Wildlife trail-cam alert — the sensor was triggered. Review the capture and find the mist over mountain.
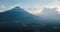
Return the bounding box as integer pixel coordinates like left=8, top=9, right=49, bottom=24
left=38, top=7, right=60, bottom=20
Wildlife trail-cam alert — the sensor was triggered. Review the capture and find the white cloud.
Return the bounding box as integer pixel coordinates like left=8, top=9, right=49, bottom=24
left=38, top=7, right=60, bottom=20
left=26, top=8, right=43, bottom=15
left=26, top=5, right=60, bottom=15
left=0, top=5, right=6, bottom=12
left=44, top=5, right=60, bottom=14
left=0, top=0, right=60, bottom=14
left=0, top=3, right=21, bottom=13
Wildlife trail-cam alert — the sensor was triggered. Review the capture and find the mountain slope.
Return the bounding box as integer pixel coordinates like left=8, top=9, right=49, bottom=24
left=0, top=7, right=42, bottom=23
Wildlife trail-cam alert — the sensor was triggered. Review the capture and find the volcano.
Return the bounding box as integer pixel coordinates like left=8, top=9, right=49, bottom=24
left=0, top=7, right=43, bottom=32
left=0, top=7, right=42, bottom=23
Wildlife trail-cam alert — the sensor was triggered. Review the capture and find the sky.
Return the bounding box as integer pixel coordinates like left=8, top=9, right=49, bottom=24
left=0, top=0, right=60, bottom=8
left=0, top=0, right=60, bottom=14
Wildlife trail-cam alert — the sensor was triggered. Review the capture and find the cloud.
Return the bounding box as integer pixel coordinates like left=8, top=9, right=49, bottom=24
left=0, top=3, right=21, bottom=13
left=37, top=7, right=60, bottom=20
left=0, top=0, right=60, bottom=14
left=26, top=8, right=43, bottom=15
left=44, top=5, right=60, bottom=14
left=24, top=0, right=60, bottom=15
left=26, top=5, right=60, bottom=15
left=0, top=5, right=6, bottom=12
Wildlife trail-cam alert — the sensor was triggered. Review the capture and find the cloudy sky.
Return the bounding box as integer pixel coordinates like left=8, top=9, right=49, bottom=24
left=0, top=0, right=60, bottom=8
left=0, top=0, right=60, bottom=14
